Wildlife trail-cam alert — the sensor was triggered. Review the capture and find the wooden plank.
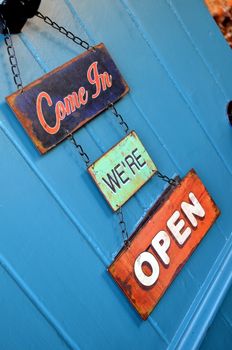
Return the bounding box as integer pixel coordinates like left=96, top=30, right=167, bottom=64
left=6, top=43, right=129, bottom=154
left=88, top=131, right=157, bottom=211
left=108, top=170, right=220, bottom=320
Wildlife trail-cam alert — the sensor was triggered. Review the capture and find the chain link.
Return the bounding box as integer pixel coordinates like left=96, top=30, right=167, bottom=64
left=0, top=12, right=23, bottom=92
left=36, top=11, right=91, bottom=51
left=66, top=130, right=90, bottom=167
left=157, top=171, right=178, bottom=187
left=109, top=103, right=129, bottom=134
left=117, top=207, right=130, bottom=246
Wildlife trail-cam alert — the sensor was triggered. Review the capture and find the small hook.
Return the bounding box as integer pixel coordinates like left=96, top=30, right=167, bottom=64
left=0, top=0, right=41, bottom=34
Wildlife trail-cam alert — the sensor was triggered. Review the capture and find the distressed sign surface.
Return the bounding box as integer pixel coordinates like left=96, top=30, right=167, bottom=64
left=108, top=170, right=220, bottom=319
left=6, top=43, right=129, bottom=154
left=88, top=131, right=157, bottom=211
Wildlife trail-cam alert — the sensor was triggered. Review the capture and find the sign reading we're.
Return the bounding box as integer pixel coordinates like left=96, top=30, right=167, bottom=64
left=88, top=131, right=157, bottom=211
left=6, top=43, right=129, bottom=154
left=109, top=170, right=220, bottom=320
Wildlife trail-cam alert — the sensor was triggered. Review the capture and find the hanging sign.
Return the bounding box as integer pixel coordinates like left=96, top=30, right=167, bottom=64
left=88, top=131, right=157, bottom=211
left=6, top=43, right=129, bottom=154
left=108, top=170, right=220, bottom=320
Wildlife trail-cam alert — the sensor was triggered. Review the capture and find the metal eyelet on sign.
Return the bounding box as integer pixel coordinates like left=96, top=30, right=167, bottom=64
left=88, top=46, right=97, bottom=53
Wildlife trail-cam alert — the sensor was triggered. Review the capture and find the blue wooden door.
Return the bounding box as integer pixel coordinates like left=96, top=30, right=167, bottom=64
left=200, top=283, right=232, bottom=349
left=0, top=1, right=232, bottom=349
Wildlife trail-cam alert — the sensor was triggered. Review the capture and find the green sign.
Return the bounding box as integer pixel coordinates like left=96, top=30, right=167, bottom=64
left=88, top=131, right=157, bottom=211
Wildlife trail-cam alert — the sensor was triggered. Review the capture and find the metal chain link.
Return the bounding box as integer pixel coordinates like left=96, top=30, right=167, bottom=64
left=66, top=131, right=90, bottom=167
left=36, top=11, right=91, bottom=51
left=0, top=13, right=23, bottom=92
left=157, top=171, right=178, bottom=187
left=0, top=9, right=93, bottom=91
left=109, top=103, right=129, bottom=134
left=117, top=207, right=130, bottom=246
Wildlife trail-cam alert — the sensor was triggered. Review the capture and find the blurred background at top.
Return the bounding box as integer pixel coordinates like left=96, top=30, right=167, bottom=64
left=205, top=0, right=232, bottom=47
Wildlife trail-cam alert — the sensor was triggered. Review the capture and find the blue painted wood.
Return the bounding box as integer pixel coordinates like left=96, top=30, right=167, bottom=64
left=221, top=286, right=232, bottom=328
left=200, top=283, right=232, bottom=350
left=0, top=0, right=232, bottom=349
left=0, top=262, right=70, bottom=350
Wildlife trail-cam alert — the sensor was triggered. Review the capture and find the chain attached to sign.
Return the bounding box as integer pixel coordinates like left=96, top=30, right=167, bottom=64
left=1, top=3, right=130, bottom=156
left=65, top=131, right=91, bottom=167
left=109, top=103, right=129, bottom=134
left=157, top=171, right=179, bottom=187
left=36, top=11, right=92, bottom=51
left=117, top=207, right=129, bottom=246
left=0, top=12, right=24, bottom=92
left=1, top=4, right=177, bottom=190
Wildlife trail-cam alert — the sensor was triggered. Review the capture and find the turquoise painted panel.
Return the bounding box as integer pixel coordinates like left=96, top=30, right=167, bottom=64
left=0, top=264, right=69, bottom=350
left=200, top=314, right=232, bottom=350
left=0, top=0, right=232, bottom=349
left=200, top=283, right=232, bottom=350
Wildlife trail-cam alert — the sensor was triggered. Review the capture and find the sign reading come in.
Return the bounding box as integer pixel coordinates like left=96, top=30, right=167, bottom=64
left=7, top=43, right=129, bottom=153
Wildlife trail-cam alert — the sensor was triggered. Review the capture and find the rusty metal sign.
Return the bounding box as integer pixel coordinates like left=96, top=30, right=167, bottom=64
left=6, top=43, right=129, bottom=154
left=108, top=169, right=220, bottom=320
left=88, top=131, right=157, bottom=211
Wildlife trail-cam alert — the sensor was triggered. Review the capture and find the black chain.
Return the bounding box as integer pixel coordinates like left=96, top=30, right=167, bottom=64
left=109, top=103, right=129, bottom=134
left=117, top=207, right=130, bottom=246
left=36, top=11, right=91, bottom=51
left=1, top=10, right=92, bottom=91
left=66, top=131, right=90, bottom=167
left=0, top=13, right=23, bottom=92
left=157, top=171, right=178, bottom=187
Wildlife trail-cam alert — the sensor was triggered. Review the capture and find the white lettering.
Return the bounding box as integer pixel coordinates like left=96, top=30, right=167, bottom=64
left=181, top=192, right=205, bottom=227
left=152, top=231, right=170, bottom=266
left=133, top=190, right=207, bottom=288
left=134, top=252, right=160, bottom=287
left=167, top=210, right=191, bottom=245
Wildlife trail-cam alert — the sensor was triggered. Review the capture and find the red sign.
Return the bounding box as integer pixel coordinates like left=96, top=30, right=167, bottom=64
left=108, top=170, right=220, bottom=320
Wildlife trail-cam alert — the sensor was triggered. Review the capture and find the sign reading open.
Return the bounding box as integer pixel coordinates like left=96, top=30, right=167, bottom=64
left=109, top=170, right=220, bottom=320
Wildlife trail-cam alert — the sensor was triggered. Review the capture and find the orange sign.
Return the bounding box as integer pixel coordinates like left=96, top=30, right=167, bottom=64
left=108, top=170, right=220, bottom=320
